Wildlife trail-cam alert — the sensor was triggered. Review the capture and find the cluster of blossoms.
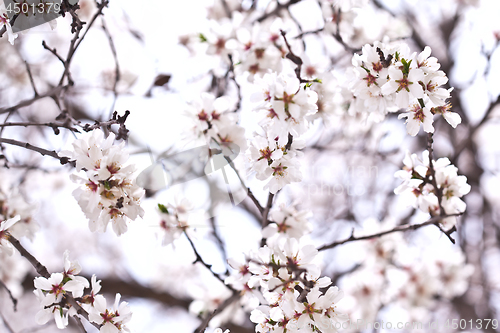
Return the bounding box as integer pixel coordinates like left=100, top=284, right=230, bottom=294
left=251, top=69, right=319, bottom=141
left=33, top=251, right=132, bottom=332
left=182, top=4, right=473, bottom=330
left=197, top=11, right=293, bottom=82
left=226, top=239, right=345, bottom=332
left=0, top=187, right=38, bottom=241
left=222, top=202, right=345, bottom=333
left=156, top=201, right=192, bottom=246
left=247, top=65, right=318, bottom=194
left=59, top=130, right=145, bottom=236
left=261, top=203, right=313, bottom=244
left=0, top=181, right=37, bottom=252
left=156, top=93, right=249, bottom=246
left=247, top=131, right=303, bottom=194
left=0, top=189, right=37, bottom=295
left=186, top=92, right=247, bottom=152
left=340, top=222, right=474, bottom=324
left=394, top=150, right=471, bottom=228
left=231, top=17, right=294, bottom=81
left=348, top=42, right=460, bottom=135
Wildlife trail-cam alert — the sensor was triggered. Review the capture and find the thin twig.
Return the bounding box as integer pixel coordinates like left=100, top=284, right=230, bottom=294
left=247, top=188, right=264, bottom=214
left=193, top=292, right=240, bottom=333
left=331, top=7, right=356, bottom=52
left=223, top=157, right=264, bottom=213
left=0, top=310, right=16, bottom=333
left=101, top=17, right=121, bottom=119
left=0, top=85, right=67, bottom=115
left=0, top=121, right=79, bottom=132
left=280, top=30, right=307, bottom=83
left=209, top=216, right=229, bottom=274
left=71, top=310, right=89, bottom=333
left=183, top=231, right=234, bottom=292
left=427, top=133, right=446, bottom=217
left=220, top=0, right=232, bottom=18
left=255, top=0, right=301, bottom=23
left=7, top=234, right=50, bottom=278
left=294, top=27, right=324, bottom=39
left=0, top=279, right=17, bottom=311
left=227, top=54, right=242, bottom=113
left=81, top=110, right=130, bottom=140
left=260, top=192, right=275, bottom=246
left=0, top=138, right=75, bottom=166
left=261, top=193, right=274, bottom=228
left=58, top=1, right=109, bottom=87
left=24, top=61, right=39, bottom=97
left=318, top=213, right=462, bottom=251
left=41, top=40, right=66, bottom=65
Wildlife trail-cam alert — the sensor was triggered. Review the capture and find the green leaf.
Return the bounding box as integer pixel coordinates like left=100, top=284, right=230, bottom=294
left=103, top=181, right=111, bottom=190
left=158, top=203, right=169, bottom=214
left=199, top=33, right=208, bottom=43
left=361, top=65, right=370, bottom=73
left=62, top=276, right=72, bottom=284
left=401, top=58, right=412, bottom=75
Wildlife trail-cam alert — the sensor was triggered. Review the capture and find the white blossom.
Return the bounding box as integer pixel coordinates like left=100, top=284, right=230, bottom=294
left=394, top=150, right=470, bottom=228
left=0, top=215, right=21, bottom=255
left=398, top=101, right=434, bottom=136
left=262, top=203, right=312, bottom=244
left=89, top=294, right=132, bottom=333
left=59, top=130, right=145, bottom=236
left=0, top=7, right=18, bottom=45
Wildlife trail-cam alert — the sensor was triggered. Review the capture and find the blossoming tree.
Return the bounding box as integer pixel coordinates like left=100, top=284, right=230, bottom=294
left=0, top=0, right=499, bottom=332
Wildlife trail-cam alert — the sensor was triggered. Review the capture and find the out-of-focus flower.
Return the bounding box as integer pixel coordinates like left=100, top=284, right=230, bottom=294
left=394, top=150, right=470, bottom=228
left=0, top=215, right=21, bottom=255
left=262, top=203, right=312, bottom=244
left=0, top=7, right=18, bottom=45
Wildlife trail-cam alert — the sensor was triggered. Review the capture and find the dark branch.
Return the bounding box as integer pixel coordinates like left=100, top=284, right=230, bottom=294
left=0, top=138, right=75, bottom=166
left=318, top=214, right=462, bottom=251
left=184, top=231, right=234, bottom=292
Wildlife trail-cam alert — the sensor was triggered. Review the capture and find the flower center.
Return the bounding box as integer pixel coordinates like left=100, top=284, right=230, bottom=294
left=255, top=48, right=265, bottom=59
left=396, top=75, right=412, bottom=92
left=363, top=73, right=377, bottom=87
left=249, top=63, right=259, bottom=74
left=197, top=110, right=208, bottom=121
left=258, top=147, right=273, bottom=161
left=51, top=283, right=65, bottom=297
left=372, top=62, right=383, bottom=72
left=272, top=164, right=287, bottom=177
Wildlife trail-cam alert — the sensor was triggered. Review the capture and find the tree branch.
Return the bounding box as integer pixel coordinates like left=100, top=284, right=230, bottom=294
left=0, top=138, right=74, bottom=166
left=7, top=234, right=99, bottom=329
left=193, top=292, right=240, bottom=333
left=184, top=231, right=234, bottom=292
left=318, top=214, right=462, bottom=251
left=0, top=85, right=67, bottom=115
